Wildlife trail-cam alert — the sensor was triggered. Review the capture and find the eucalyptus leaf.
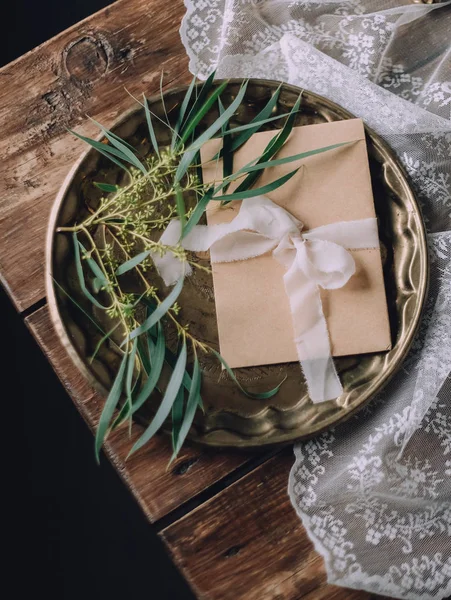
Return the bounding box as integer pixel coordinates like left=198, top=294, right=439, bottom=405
left=131, top=322, right=165, bottom=414
left=94, top=182, right=120, bottom=193
left=78, top=241, right=108, bottom=287
left=171, top=353, right=202, bottom=459
left=88, top=117, right=148, bottom=174
left=212, top=350, right=285, bottom=399
left=175, top=81, right=248, bottom=183
left=88, top=119, right=138, bottom=153
left=127, top=276, right=184, bottom=342
left=233, top=94, right=302, bottom=194
left=128, top=340, right=187, bottom=456
left=139, top=301, right=203, bottom=409
left=70, top=130, right=131, bottom=174
left=226, top=84, right=282, bottom=154
left=143, top=95, right=160, bottom=158
left=218, top=97, right=233, bottom=193
left=89, top=323, right=120, bottom=364
left=92, top=277, right=103, bottom=294
left=214, top=110, right=299, bottom=138
left=52, top=278, right=106, bottom=335
left=95, top=350, right=128, bottom=463
left=172, top=75, right=197, bottom=150
left=213, top=168, right=299, bottom=201
left=231, top=141, right=349, bottom=177
left=125, top=338, right=139, bottom=405
left=182, top=187, right=214, bottom=238
left=175, top=184, right=186, bottom=231
left=101, top=130, right=148, bottom=175
left=180, top=70, right=216, bottom=140
left=137, top=338, right=151, bottom=376
left=171, top=386, right=185, bottom=453
left=73, top=233, right=108, bottom=309
left=179, top=81, right=228, bottom=147
left=115, top=250, right=151, bottom=276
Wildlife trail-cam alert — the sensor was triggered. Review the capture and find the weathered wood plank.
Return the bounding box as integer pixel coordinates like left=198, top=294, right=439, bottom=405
left=25, top=305, right=254, bottom=521
left=161, top=453, right=391, bottom=600
left=0, top=0, right=189, bottom=311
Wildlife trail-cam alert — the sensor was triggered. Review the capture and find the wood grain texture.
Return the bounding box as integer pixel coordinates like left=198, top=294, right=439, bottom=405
left=162, top=453, right=392, bottom=600
left=25, top=305, right=254, bottom=522
left=0, top=0, right=189, bottom=311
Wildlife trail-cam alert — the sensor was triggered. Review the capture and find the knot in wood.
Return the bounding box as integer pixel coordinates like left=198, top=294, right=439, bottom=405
left=63, top=35, right=111, bottom=82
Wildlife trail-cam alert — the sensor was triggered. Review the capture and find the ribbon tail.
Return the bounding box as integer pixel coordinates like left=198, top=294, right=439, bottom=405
left=283, top=261, right=343, bottom=403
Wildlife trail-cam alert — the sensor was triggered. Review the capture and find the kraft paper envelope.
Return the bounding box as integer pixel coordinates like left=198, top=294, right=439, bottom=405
left=201, top=118, right=391, bottom=369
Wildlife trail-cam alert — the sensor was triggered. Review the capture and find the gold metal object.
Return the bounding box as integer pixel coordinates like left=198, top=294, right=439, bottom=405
left=46, top=80, right=429, bottom=448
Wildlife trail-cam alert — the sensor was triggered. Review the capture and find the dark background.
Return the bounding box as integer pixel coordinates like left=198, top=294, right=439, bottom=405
left=3, top=1, right=194, bottom=598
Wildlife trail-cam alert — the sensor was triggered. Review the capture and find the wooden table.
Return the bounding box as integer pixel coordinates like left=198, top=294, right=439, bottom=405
left=0, top=1, right=390, bottom=598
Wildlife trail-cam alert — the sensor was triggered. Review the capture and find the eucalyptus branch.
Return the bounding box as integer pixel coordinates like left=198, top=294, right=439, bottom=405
left=58, top=75, right=338, bottom=463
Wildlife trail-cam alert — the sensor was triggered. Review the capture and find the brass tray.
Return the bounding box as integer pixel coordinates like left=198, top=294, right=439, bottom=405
left=46, top=80, right=428, bottom=448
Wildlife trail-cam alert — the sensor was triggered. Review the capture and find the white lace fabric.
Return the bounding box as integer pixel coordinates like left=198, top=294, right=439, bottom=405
left=180, top=2, right=451, bottom=598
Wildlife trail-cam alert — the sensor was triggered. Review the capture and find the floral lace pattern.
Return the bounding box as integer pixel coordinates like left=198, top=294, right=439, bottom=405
left=181, top=1, right=451, bottom=598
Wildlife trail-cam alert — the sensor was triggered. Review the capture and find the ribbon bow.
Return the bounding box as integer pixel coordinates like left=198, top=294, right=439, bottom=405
left=152, top=196, right=379, bottom=402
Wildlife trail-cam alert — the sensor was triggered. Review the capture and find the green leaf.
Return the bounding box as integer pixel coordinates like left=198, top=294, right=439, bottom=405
left=70, top=130, right=131, bottom=173
left=88, top=121, right=138, bottom=154
left=131, top=322, right=165, bottom=414
left=89, top=323, right=120, bottom=364
left=159, top=71, right=171, bottom=128
left=188, top=81, right=249, bottom=154
left=227, top=84, right=282, bottom=154
left=111, top=401, right=131, bottom=432
left=171, top=386, right=185, bottom=453
left=128, top=339, right=187, bottom=455
left=125, top=338, right=138, bottom=405
left=95, top=349, right=128, bottom=462
left=175, top=81, right=249, bottom=184
left=218, top=97, right=233, bottom=193
left=89, top=120, right=148, bottom=175
left=73, top=233, right=108, bottom=309
left=104, top=135, right=147, bottom=174
left=143, top=95, right=160, bottom=158
left=140, top=305, right=204, bottom=412
left=179, top=81, right=228, bottom=147
left=212, top=350, right=285, bottom=399
left=213, top=110, right=298, bottom=139
left=182, top=187, right=214, bottom=238
left=172, top=75, right=197, bottom=150
left=115, top=250, right=151, bottom=276
left=180, top=70, right=216, bottom=141
left=172, top=353, right=202, bottom=459
left=94, top=182, right=120, bottom=193
left=88, top=118, right=146, bottom=169
left=233, top=94, right=302, bottom=194
left=211, top=141, right=349, bottom=199
left=137, top=338, right=151, bottom=376
left=110, top=338, right=138, bottom=431
left=52, top=278, right=106, bottom=335
left=175, top=184, right=186, bottom=231
left=127, top=277, right=184, bottom=342
left=101, top=130, right=138, bottom=154
left=92, top=276, right=103, bottom=294
left=231, top=142, right=349, bottom=177
left=213, top=168, right=299, bottom=202
left=77, top=241, right=108, bottom=287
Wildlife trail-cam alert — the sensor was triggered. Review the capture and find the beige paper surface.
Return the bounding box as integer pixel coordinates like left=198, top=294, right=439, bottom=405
left=201, top=118, right=391, bottom=369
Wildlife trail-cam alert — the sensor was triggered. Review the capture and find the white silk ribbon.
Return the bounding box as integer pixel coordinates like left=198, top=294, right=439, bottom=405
left=151, top=196, right=379, bottom=403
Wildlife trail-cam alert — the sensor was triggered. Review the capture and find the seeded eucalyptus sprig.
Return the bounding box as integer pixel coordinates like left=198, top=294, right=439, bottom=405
left=57, top=74, right=345, bottom=462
